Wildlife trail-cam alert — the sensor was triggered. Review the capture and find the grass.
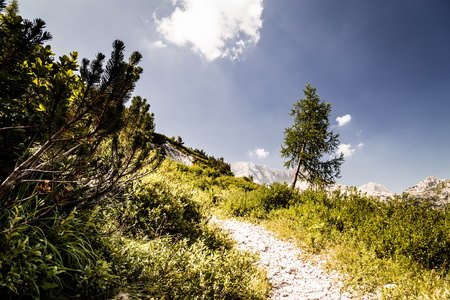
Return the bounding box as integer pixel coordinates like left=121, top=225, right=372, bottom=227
left=103, top=235, right=270, bottom=299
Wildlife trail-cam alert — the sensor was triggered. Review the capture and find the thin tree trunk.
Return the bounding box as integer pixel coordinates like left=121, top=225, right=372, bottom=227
left=291, top=143, right=305, bottom=189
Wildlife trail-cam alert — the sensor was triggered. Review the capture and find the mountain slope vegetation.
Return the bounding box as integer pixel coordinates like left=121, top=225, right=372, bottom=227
left=2, top=2, right=450, bottom=299
left=0, top=3, right=269, bottom=298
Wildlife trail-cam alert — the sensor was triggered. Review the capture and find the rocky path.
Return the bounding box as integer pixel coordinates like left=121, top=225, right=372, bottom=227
left=211, top=216, right=376, bottom=300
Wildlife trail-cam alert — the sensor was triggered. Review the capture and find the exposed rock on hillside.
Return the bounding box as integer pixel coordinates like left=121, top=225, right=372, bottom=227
left=405, top=176, right=444, bottom=194
left=404, top=177, right=450, bottom=206
left=159, top=142, right=194, bottom=166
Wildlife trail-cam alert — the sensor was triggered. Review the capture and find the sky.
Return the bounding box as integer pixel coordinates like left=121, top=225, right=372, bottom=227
left=15, top=0, right=450, bottom=193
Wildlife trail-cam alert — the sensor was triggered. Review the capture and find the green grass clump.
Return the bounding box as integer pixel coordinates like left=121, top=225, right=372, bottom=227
left=113, top=174, right=204, bottom=239
left=0, top=201, right=119, bottom=299
left=105, top=236, right=269, bottom=299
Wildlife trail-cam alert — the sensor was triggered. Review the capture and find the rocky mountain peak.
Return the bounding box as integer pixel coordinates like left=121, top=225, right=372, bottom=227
left=405, top=177, right=444, bottom=193
left=230, top=162, right=295, bottom=185
left=358, top=182, right=393, bottom=194
left=357, top=182, right=395, bottom=199
left=404, top=177, right=450, bottom=206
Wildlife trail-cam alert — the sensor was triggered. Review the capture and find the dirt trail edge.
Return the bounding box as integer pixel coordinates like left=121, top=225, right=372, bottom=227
left=210, top=216, right=378, bottom=300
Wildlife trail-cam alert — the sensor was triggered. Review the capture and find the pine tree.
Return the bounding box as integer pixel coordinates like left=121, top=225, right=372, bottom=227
left=281, top=83, right=344, bottom=189
left=0, top=3, right=159, bottom=215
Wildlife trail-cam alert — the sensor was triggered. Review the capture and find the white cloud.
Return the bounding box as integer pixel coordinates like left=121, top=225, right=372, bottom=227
left=337, top=143, right=356, bottom=157
left=151, top=40, right=168, bottom=48
left=357, top=142, right=364, bottom=149
left=336, top=114, right=352, bottom=127
left=248, top=148, right=269, bottom=159
left=153, top=0, right=264, bottom=61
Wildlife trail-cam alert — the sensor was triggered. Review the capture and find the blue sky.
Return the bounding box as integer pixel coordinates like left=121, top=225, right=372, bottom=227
left=17, top=0, right=450, bottom=193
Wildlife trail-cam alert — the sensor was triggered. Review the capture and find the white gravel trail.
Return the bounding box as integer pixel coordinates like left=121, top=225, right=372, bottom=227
left=211, top=216, right=376, bottom=300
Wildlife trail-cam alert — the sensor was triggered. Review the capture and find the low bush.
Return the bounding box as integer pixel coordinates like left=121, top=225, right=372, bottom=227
left=221, top=182, right=300, bottom=218
left=105, top=236, right=270, bottom=299
left=266, top=190, right=450, bottom=270
left=0, top=200, right=118, bottom=299
left=114, top=174, right=204, bottom=239
left=0, top=161, right=270, bottom=299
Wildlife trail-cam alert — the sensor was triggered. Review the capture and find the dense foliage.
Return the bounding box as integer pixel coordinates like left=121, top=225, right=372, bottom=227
left=0, top=2, right=269, bottom=299
left=0, top=0, right=158, bottom=212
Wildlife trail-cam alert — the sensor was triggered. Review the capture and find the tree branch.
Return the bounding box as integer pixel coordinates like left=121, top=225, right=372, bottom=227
left=0, top=124, right=43, bottom=131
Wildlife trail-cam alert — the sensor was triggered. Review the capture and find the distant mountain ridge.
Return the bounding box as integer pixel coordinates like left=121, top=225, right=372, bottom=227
left=230, top=162, right=394, bottom=193
left=358, top=182, right=395, bottom=197
left=230, top=162, right=450, bottom=204
left=230, top=162, right=296, bottom=185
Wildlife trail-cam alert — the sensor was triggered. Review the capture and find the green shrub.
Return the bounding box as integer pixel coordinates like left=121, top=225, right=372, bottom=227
left=114, top=175, right=204, bottom=239
left=221, top=187, right=265, bottom=218
left=222, top=183, right=300, bottom=218
left=106, top=236, right=270, bottom=299
left=266, top=189, right=450, bottom=270
left=0, top=200, right=118, bottom=299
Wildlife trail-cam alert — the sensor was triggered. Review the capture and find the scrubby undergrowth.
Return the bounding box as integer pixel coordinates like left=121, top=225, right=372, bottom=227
left=0, top=159, right=271, bottom=299
left=0, top=2, right=269, bottom=298
left=219, top=183, right=450, bottom=299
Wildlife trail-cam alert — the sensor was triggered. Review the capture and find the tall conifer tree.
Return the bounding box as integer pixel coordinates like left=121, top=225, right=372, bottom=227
left=281, top=83, right=344, bottom=188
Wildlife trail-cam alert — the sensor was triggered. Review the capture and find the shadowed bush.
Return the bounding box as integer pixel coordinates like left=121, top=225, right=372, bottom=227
left=0, top=196, right=119, bottom=299
left=115, top=175, right=204, bottom=239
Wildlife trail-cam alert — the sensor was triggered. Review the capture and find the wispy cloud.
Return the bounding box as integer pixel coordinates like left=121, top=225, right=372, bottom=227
left=338, top=142, right=363, bottom=157
left=248, top=147, right=269, bottom=159
left=153, top=0, right=264, bottom=61
left=336, top=114, right=352, bottom=127
left=151, top=40, right=168, bottom=48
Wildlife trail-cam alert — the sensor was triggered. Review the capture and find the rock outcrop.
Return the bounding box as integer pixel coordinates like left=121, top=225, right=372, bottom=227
left=159, top=142, right=194, bottom=166
left=358, top=182, right=395, bottom=199
left=230, top=162, right=296, bottom=185
left=404, top=177, right=450, bottom=206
